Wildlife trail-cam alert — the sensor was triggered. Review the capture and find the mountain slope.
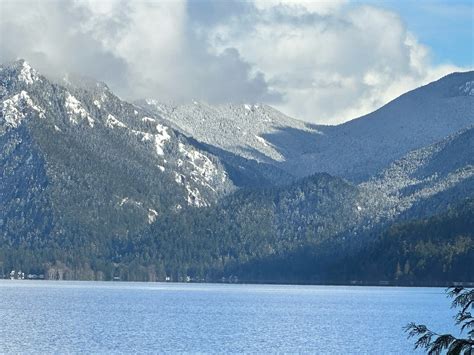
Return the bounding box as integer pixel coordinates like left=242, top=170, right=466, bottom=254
left=360, top=125, right=474, bottom=222
left=296, top=71, right=474, bottom=181
left=138, top=100, right=320, bottom=165
left=0, top=60, right=235, bottom=244
left=137, top=100, right=309, bottom=186
left=232, top=197, right=474, bottom=284
left=1, top=60, right=472, bottom=283
left=1, top=172, right=368, bottom=280
left=348, top=197, right=474, bottom=284
left=140, top=72, right=474, bottom=182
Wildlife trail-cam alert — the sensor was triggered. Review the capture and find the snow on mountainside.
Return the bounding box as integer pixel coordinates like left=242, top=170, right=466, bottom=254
left=137, top=99, right=322, bottom=164
left=296, top=71, right=474, bottom=181
left=0, top=60, right=235, bottom=238
left=360, top=125, right=474, bottom=223
left=1, top=60, right=473, bottom=283
left=140, top=71, right=474, bottom=182
left=1, top=60, right=472, bottom=238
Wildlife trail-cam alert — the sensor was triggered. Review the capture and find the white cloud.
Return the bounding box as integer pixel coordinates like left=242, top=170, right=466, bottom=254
left=0, top=0, right=276, bottom=104
left=72, top=0, right=188, bottom=98
left=0, top=0, right=468, bottom=124
left=207, top=2, right=466, bottom=124
left=253, top=0, right=347, bottom=15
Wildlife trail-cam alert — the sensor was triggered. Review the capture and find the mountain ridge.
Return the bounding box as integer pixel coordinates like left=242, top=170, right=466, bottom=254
left=139, top=70, right=474, bottom=182
left=1, top=60, right=237, bottom=242
left=1, top=59, right=472, bottom=283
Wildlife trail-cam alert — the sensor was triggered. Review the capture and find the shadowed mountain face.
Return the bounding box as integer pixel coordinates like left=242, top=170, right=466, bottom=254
left=140, top=71, right=474, bottom=182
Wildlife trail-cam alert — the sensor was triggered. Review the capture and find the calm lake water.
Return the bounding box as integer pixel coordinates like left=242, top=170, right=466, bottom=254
left=0, top=281, right=457, bottom=353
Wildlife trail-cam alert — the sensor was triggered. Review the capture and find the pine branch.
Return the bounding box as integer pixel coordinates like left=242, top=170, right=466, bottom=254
left=405, top=288, right=474, bottom=354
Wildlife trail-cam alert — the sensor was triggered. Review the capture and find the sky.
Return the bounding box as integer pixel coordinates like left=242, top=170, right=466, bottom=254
left=0, top=0, right=472, bottom=124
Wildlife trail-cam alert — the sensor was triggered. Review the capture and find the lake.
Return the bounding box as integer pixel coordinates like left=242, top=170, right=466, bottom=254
left=0, top=281, right=457, bottom=353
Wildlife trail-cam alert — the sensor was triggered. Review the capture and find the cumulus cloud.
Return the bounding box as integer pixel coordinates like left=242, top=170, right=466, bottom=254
left=0, top=0, right=277, bottom=103
left=253, top=0, right=348, bottom=15
left=0, top=0, right=468, bottom=124
left=207, top=2, right=466, bottom=124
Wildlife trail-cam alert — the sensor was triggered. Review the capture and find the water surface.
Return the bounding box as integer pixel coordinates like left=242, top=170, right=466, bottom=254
left=0, top=281, right=457, bottom=353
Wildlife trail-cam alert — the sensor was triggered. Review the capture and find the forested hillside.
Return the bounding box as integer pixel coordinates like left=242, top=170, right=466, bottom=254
left=1, top=60, right=473, bottom=284
left=2, top=178, right=472, bottom=285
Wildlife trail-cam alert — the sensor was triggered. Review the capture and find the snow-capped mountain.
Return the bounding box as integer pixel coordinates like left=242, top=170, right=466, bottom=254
left=295, top=71, right=474, bottom=181
left=137, top=100, right=309, bottom=187
left=1, top=60, right=235, bottom=240
left=138, top=99, right=320, bottom=164
left=1, top=59, right=472, bottom=283
left=140, top=71, right=474, bottom=182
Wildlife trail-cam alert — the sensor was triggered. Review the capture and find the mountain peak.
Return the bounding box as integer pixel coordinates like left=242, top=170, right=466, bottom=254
left=138, top=97, right=317, bottom=165
left=1, top=59, right=40, bottom=86
left=61, top=72, right=111, bottom=95
left=18, top=60, right=39, bottom=85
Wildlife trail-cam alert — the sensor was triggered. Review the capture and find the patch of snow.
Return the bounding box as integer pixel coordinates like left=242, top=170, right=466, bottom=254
left=2, top=91, right=45, bottom=128
left=2, top=98, right=24, bottom=128
left=255, top=135, right=269, bottom=147
left=65, top=92, right=94, bottom=127
left=142, top=116, right=156, bottom=123
left=178, top=143, right=220, bottom=183
left=154, top=124, right=171, bottom=156
left=147, top=209, right=158, bottom=224
left=175, top=142, right=231, bottom=205
left=118, top=197, right=143, bottom=208
left=186, top=186, right=207, bottom=207
left=93, top=100, right=101, bottom=108
left=132, top=130, right=153, bottom=141
left=18, top=61, right=38, bottom=85
left=157, top=165, right=165, bottom=172
left=174, top=172, right=184, bottom=184
left=131, top=124, right=170, bottom=156
left=174, top=171, right=208, bottom=207
left=105, top=114, right=127, bottom=128
left=54, top=125, right=62, bottom=132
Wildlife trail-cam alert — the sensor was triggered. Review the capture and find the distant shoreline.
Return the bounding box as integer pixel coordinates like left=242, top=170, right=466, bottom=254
left=2, top=278, right=473, bottom=288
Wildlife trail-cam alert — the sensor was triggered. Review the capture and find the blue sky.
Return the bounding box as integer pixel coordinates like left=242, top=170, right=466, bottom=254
left=1, top=0, right=472, bottom=124
left=364, top=0, right=473, bottom=67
